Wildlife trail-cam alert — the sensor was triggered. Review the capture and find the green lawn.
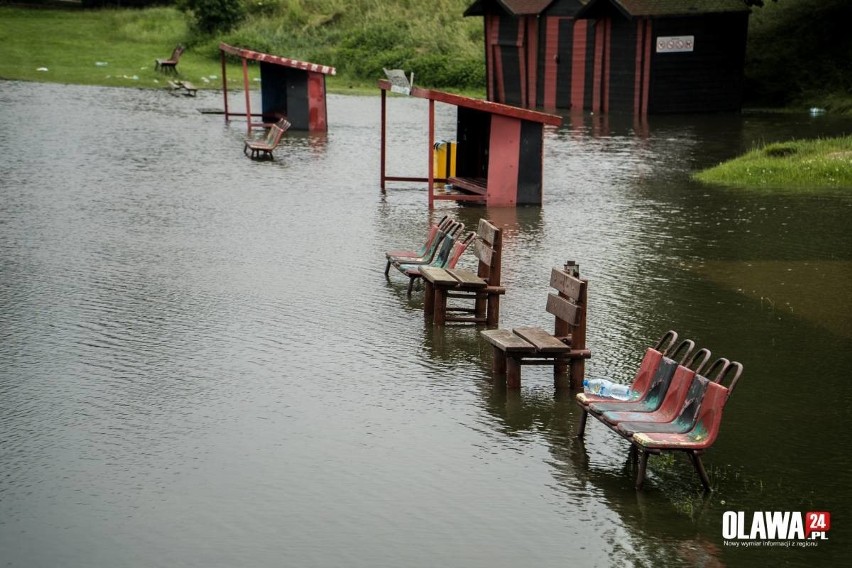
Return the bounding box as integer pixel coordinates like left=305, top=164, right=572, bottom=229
left=0, top=7, right=255, bottom=89
left=693, top=136, right=852, bottom=190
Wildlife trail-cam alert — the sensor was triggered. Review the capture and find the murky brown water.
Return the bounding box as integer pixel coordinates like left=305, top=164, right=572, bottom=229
left=1, top=80, right=851, bottom=567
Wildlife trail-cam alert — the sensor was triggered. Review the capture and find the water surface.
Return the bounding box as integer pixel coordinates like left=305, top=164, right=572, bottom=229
left=1, top=81, right=851, bottom=567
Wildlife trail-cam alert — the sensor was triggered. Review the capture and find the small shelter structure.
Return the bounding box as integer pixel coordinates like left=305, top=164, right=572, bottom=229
left=379, top=79, right=561, bottom=208
left=219, top=43, right=336, bottom=134
left=465, top=0, right=751, bottom=114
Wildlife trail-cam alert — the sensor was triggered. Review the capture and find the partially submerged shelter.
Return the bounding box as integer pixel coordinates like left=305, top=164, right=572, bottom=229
left=219, top=43, right=336, bottom=133
left=379, top=79, right=561, bottom=208
left=465, top=0, right=751, bottom=114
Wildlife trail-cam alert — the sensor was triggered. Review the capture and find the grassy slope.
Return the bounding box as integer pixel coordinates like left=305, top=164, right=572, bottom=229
left=0, top=6, right=254, bottom=89
left=0, top=2, right=484, bottom=94
left=693, top=137, right=852, bottom=191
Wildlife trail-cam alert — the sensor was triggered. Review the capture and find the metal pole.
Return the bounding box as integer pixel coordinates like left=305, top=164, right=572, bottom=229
left=242, top=58, right=252, bottom=136
left=380, top=89, right=387, bottom=193
left=220, top=50, right=229, bottom=123
left=428, top=98, right=435, bottom=209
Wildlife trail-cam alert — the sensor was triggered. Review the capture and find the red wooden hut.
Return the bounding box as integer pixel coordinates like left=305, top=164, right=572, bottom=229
left=573, top=0, right=750, bottom=114
left=219, top=43, right=336, bottom=133
left=463, top=0, right=554, bottom=109
left=465, top=0, right=751, bottom=114
left=379, top=80, right=561, bottom=208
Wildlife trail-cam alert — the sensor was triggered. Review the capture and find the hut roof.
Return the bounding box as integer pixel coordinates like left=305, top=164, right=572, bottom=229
left=378, top=80, right=562, bottom=126
left=576, top=0, right=749, bottom=18
left=219, top=43, right=336, bottom=75
left=464, top=0, right=555, bottom=17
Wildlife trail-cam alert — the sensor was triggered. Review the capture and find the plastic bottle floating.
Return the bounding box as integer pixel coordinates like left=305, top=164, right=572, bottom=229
left=583, top=378, right=631, bottom=400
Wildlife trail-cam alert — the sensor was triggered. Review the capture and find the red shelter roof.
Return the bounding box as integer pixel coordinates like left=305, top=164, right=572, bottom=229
left=219, top=43, right=336, bottom=76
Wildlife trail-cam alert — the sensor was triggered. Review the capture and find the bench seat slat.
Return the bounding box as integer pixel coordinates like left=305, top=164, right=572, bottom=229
left=481, top=329, right=536, bottom=353
left=511, top=326, right=570, bottom=353
left=445, top=268, right=486, bottom=287
left=420, top=266, right=458, bottom=286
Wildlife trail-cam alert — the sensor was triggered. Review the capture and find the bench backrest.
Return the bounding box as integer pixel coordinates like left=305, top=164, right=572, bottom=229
left=669, top=357, right=731, bottom=433
left=611, top=330, right=678, bottom=401
left=443, top=231, right=476, bottom=269
left=265, top=119, right=291, bottom=147
left=170, top=45, right=185, bottom=62
left=471, top=218, right=502, bottom=286
left=414, top=214, right=451, bottom=257
left=429, top=223, right=464, bottom=268
left=644, top=347, right=712, bottom=418
left=545, top=267, right=588, bottom=349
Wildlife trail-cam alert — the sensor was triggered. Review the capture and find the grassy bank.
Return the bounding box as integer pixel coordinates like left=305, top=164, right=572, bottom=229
left=0, top=3, right=484, bottom=94
left=0, top=6, right=231, bottom=89
left=693, top=136, right=852, bottom=190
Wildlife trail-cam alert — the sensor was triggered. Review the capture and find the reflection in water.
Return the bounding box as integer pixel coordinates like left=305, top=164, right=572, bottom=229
left=1, top=80, right=851, bottom=568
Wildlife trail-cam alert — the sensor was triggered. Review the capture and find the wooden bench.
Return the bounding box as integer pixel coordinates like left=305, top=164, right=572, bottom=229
left=480, top=262, right=590, bottom=389
left=420, top=218, right=504, bottom=327
left=244, top=118, right=291, bottom=159
left=179, top=81, right=197, bottom=96
left=155, top=45, right=185, bottom=74
left=167, top=80, right=197, bottom=97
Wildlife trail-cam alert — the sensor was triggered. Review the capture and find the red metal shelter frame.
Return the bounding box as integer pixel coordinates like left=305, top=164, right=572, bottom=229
left=219, top=43, right=336, bottom=135
left=378, top=79, right=561, bottom=208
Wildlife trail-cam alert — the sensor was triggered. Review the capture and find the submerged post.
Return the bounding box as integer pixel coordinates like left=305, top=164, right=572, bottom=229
left=428, top=99, right=435, bottom=209
left=220, top=51, right=230, bottom=122
left=241, top=58, right=252, bottom=136
left=380, top=89, right=387, bottom=193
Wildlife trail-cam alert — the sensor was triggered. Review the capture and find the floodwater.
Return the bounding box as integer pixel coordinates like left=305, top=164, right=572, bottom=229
left=1, top=80, right=851, bottom=568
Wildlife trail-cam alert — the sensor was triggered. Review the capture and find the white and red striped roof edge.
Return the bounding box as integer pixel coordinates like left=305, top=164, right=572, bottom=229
left=219, top=43, right=336, bottom=76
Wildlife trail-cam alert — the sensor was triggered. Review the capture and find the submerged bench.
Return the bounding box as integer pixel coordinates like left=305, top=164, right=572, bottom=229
left=167, top=80, right=197, bottom=97
left=244, top=118, right=291, bottom=159
left=421, top=218, right=504, bottom=327
left=575, top=333, right=743, bottom=491
left=480, top=262, right=589, bottom=389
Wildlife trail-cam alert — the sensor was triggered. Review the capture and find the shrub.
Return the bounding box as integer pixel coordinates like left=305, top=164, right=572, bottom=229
left=178, top=0, right=246, bottom=35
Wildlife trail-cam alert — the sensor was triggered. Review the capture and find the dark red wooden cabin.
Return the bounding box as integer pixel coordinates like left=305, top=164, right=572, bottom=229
left=464, top=0, right=552, bottom=109
left=379, top=80, right=561, bottom=207
left=219, top=43, right=336, bottom=133
left=465, top=0, right=751, bottom=114
left=574, top=0, right=750, bottom=114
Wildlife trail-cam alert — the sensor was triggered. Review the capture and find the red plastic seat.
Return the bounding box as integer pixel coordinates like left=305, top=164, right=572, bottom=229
left=598, top=348, right=712, bottom=426
left=616, top=358, right=731, bottom=437
left=384, top=215, right=454, bottom=275
left=631, top=361, right=743, bottom=491
left=576, top=330, right=678, bottom=408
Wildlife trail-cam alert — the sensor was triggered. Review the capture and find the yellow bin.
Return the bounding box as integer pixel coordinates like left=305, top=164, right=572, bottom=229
left=433, top=140, right=457, bottom=187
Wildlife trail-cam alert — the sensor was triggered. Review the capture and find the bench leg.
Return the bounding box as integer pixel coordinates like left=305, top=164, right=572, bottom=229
left=554, top=360, right=569, bottom=390
left=433, top=286, right=448, bottom=326
left=506, top=357, right=522, bottom=389
left=569, top=359, right=586, bottom=391
left=635, top=449, right=649, bottom=490
left=423, top=281, right=435, bottom=323
left=577, top=408, right=589, bottom=438
left=384, top=259, right=392, bottom=277
left=491, top=346, right=507, bottom=376
left=688, top=452, right=712, bottom=492
left=485, top=294, right=500, bottom=327
left=475, top=293, right=486, bottom=321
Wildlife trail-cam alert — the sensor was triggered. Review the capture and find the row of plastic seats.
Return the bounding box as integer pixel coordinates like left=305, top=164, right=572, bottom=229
left=576, top=330, right=743, bottom=491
